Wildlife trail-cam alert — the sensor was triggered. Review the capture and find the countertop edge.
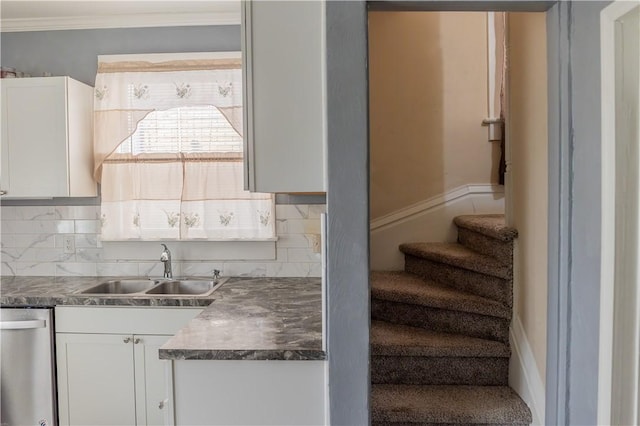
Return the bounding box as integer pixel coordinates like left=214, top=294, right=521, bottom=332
left=0, top=296, right=215, bottom=308
left=159, top=348, right=327, bottom=361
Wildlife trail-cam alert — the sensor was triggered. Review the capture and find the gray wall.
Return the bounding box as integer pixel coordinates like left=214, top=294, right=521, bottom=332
left=326, top=2, right=370, bottom=424
left=0, top=25, right=241, bottom=86
left=566, top=1, right=609, bottom=424
left=546, top=2, right=611, bottom=425
left=0, top=24, right=324, bottom=206
left=0, top=25, right=240, bottom=206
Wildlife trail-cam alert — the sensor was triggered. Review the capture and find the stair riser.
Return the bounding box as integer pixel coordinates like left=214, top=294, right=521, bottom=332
left=371, top=299, right=510, bottom=343
left=371, top=355, right=509, bottom=385
left=400, top=245, right=512, bottom=280
left=457, top=228, right=513, bottom=263
left=405, top=255, right=512, bottom=307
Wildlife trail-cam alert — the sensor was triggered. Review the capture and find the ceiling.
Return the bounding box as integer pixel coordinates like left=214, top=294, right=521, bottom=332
left=0, top=1, right=241, bottom=31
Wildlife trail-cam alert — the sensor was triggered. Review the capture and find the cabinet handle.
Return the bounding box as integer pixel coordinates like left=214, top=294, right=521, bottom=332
left=123, top=337, right=132, bottom=344
left=158, top=400, right=166, bottom=410
left=134, top=338, right=141, bottom=344
left=0, top=190, right=6, bottom=196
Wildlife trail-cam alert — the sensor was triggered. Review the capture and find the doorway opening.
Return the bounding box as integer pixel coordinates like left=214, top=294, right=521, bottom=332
left=367, top=10, right=549, bottom=425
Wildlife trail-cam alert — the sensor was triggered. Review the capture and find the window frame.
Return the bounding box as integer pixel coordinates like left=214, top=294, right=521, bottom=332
left=95, top=51, right=275, bottom=244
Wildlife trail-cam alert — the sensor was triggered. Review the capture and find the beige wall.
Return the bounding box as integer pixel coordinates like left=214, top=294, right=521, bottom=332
left=369, top=12, right=501, bottom=220
left=509, top=12, right=548, bottom=379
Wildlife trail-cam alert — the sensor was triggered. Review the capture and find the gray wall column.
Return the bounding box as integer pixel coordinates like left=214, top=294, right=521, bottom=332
left=326, top=1, right=370, bottom=424
left=546, top=1, right=611, bottom=425
left=566, top=2, right=610, bottom=424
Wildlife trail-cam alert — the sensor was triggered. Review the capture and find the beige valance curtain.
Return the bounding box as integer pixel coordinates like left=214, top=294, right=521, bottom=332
left=93, top=57, right=243, bottom=182
left=100, top=156, right=274, bottom=241
left=94, top=54, right=275, bottom=241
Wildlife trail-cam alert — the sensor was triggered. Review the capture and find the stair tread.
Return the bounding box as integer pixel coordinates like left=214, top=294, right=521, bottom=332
left=372, top=271, right=510, bottom=319
left=371, top=384, right=532, bottom=424
left=400, top=242, right=512, bottom=279
left=371, top=320, right=510, bottom=358
left=454, top=214, right=518, bottom=242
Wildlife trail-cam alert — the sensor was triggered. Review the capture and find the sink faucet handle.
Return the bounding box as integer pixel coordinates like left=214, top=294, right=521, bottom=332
left=160, top=244, right=172, bottom=278
left=160, top=244, right=171, bottom=261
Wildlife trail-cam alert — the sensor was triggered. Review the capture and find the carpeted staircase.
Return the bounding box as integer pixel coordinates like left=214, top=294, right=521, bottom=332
left=371, top=214, right=532, bottom=425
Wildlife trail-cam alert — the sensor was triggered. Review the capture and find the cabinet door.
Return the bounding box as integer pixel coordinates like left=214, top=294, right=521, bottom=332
left=56, top=333, right=136, bottom=426
left=242, top=0, right=326, bottom=193
left=1, top=78, right=68, bottom=197
left=173, top=360, right=327, bottom=425
left=134, top=335, right=173, bottom=426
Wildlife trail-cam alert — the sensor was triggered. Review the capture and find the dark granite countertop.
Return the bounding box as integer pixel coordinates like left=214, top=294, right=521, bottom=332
left=0, top=276, right=324, bottom=361
left=159, top=277, right=324, bottom=361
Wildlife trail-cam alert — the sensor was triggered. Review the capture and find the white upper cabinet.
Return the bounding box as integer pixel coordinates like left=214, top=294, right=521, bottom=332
left=242, top=0, right=326, bottom=193
left=0, top=76, right=97, bottom=198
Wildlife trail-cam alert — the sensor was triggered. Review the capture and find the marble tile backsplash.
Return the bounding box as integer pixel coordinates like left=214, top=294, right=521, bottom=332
left=1, top=205, right=324, bottom=277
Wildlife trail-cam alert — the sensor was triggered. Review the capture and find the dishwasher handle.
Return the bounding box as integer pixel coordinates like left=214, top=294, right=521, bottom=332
left=0, top=319, right=46, bottom=330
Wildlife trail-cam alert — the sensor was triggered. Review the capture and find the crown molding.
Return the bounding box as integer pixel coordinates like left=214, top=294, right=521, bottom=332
left=1, top=12, right=241, bottom=32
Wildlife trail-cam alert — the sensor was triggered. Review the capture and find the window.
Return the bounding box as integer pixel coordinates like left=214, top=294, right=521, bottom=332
left=94, top=53, right=274, bottom=241
left=117, top=106, right=243, bottom=155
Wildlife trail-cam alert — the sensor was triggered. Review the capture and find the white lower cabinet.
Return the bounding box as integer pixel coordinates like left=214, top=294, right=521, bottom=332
left=172, top=360, right=328, bottom=425
left=134, top=335, right=174, bottom=426
left=54, top=307, right=202, bottom=426
left=56, top=333, right=139, bottom=425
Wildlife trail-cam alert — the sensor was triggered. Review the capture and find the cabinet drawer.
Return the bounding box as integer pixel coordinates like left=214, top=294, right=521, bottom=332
left=55, top=306, right=203, bottom=335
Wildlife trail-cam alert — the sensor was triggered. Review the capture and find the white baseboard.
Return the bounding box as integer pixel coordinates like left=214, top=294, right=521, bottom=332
left=370, top=184, right=504, bottom=270
left=370, top=184, right=504, bottom=231
left=509, top=316, right=546, bottom=425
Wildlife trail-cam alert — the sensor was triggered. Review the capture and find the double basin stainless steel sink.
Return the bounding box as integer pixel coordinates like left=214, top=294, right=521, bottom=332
left=79, top=277, right=228, bottom=297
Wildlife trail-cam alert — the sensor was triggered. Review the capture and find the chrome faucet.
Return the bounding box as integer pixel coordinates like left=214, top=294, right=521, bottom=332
left=160, top=244, right=172, bottom=278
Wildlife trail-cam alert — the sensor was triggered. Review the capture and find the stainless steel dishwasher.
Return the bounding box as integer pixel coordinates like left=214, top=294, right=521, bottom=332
left=0, top=307, right=57, bottom=426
